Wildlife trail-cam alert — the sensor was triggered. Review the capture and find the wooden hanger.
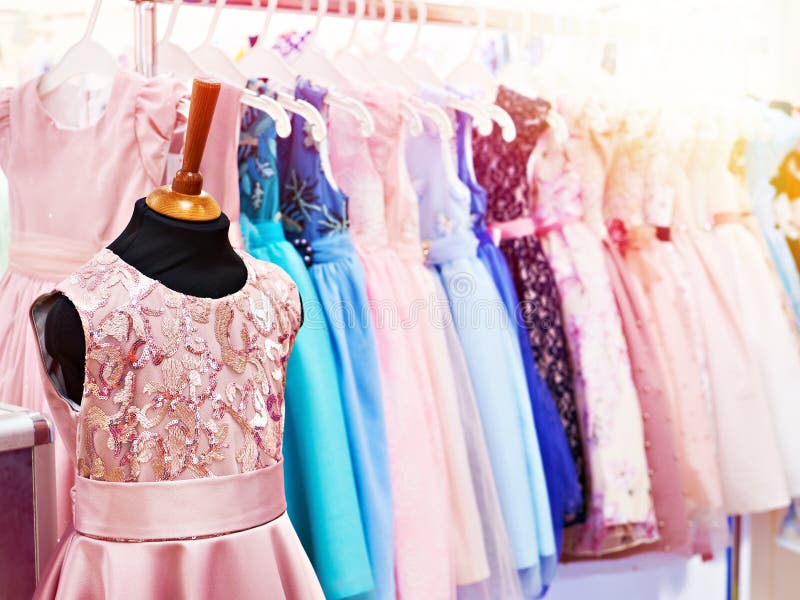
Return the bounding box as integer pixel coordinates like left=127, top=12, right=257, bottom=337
left=147, top=78, right=222, bottom=221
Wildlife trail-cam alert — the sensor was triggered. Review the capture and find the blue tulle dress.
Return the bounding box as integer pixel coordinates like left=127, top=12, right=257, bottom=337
left=238, top=90, right=373, bottom=599
left=406, top=110, right=557, bottom=596
left=275, top=79, right=395, bottom=600
left=455, top=111, right=583, bottom=559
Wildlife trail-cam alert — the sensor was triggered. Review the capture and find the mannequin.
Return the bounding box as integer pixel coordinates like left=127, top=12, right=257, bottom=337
left=35, top=78, right=300, bottom=406
left=42, top=199, right=248, bottom=403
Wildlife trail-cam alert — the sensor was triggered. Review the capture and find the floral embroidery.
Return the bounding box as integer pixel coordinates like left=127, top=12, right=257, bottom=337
left=65, top=250, right=301, bottom=482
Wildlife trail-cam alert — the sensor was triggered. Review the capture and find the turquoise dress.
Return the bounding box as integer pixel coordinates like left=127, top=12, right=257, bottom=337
left=277, top=79, right=395, bottom=600
left=238, top=94, right=373, bottom=599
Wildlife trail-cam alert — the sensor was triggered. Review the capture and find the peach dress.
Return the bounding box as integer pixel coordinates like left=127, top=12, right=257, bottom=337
left=0, top=71, right=183, bottom=535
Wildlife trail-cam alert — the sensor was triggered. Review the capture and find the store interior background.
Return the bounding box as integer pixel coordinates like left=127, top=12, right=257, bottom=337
left=1, top=0, right=799, bottom=597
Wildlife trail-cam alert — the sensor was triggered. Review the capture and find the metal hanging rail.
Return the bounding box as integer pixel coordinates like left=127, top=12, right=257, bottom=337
left=135, top=0, right=536, bottom=30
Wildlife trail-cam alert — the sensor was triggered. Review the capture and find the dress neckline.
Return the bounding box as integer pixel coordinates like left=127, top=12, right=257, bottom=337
left=31, top=70, right=125, bottom=133
left=100, top=247, right=255, bottom=303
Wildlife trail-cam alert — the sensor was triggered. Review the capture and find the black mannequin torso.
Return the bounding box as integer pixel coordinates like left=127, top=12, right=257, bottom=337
left=43, top=198, right=249, bottom=403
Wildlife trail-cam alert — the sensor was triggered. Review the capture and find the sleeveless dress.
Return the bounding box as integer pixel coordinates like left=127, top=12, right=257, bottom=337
left=31, top=249, right=324, bottom=600
left=531, top=125, right=657, bottom=557
left=406, top=107, right=556, bottom=596
left=471, top=86, right=587, bottom=516
left=702, top=133, right=800, bottom=497
left=360, top=89, right=520, bottom=599
left=238, top=94, right=373, bottom=599
left=746, top=104, right=800, bottom=329
left=571, top=105, right=691, bottom=556
left=635, top=132, right=727, bottom=555
left=328, top=90, right=509, bottom=597
left=455, top=110, right=582, bottom=556
left=0, top=71, right=183, bottom=535
left=671, top=135, right=789, bottom=515
left=276, top=79, right=393, bottom=600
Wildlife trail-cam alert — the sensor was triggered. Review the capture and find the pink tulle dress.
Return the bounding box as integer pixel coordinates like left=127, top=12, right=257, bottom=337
left=603, top=123, right=726, bottom=556
left=0, top=71, right=183, bottom=535
left=672, top=135, right=789, bottom=515
left=30, top=249, right=323, bottom=599
left=329, top=90, right=461, bottom=599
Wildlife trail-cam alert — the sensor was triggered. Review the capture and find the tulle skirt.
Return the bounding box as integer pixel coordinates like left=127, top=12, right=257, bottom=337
left=673, top=228, right=790, bottom=514
left=432, top=243, right=556, bottom=597
left=241, top=217, right=373, bottom=599
left=355, top=241, right=454, bottom=600
left=307, top=232, right=395, bottom=600
left=476, top=231, right=583, bottom=555
left=712, top=221, right=800, bottom=496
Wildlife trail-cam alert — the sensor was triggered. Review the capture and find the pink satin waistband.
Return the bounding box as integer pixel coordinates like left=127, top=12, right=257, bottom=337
left=713, top=211, right=749, bottom=227
left=490, top=217, right=536, bottom=243
left=74, top=461, right=286, bottom=541
left=8, top=231, right=100, bottom=282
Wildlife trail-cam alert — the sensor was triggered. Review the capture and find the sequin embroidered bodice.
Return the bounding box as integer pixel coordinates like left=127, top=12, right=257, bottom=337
left=277, top=79, right=349, bottom=244
left=328, top=94, right=390, bottom=251
left=472, top=86, right=551, bottom=224
left=530, top=128, right=584, bottom=231
left=58, top=249, right=301, bottom=483
left=364, top=91, right=425, bottom=258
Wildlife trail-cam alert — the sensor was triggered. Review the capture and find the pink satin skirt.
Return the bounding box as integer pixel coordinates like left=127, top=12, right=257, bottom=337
left=34, top=462, right=324, bottom=599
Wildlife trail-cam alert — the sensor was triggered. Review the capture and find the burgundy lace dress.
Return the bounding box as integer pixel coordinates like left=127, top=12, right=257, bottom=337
left=472, top=86, right=587, bottom=523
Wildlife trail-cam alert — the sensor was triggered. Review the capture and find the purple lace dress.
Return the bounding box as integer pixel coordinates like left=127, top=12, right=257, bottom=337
left=472, top=86, right=587, bottom=520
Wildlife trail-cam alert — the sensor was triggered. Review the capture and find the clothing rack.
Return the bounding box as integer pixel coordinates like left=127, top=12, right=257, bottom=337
left=128, top=2, right=747, bottom=599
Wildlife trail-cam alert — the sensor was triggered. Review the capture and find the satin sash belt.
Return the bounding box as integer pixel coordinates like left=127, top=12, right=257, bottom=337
left=74, top=461, right=286, bottom=541
left=425, top=229, right=480, bottom=266
left=534, top=215, right=584, bottom=237
left=490, top=217, right=536, bottom=243
left=713, top=211, right=749, bottom=227
left=8, top=231, right=99, bottom=281
left=312, top=231, right=356, bottom=264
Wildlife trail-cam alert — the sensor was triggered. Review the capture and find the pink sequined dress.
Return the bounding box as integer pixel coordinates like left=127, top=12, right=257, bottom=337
left=30, top=249, right=323, bottom=599
left=531, top=124, right=657, bottom=556
left=0, top=71, right=183, bottom=535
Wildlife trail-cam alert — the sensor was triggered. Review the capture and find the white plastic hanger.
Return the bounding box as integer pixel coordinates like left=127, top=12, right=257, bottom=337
left=238, top=0, right=296, bottom=86
left=291, top=0, right=376, bottom=137
left=396, top=0, right=494, bottom=137
left=193, top=0, right=325, bottom=142
left=191, top=0, right=249, bottom=87
left=445, top=6, right=498, bottom=103
left=38, top=0, right=119, bottom=95
left=359, top=0, right=453, bottom=139
left=155, top=0, right=204, bottom=80
left=159, top=0, right=291, bottom=137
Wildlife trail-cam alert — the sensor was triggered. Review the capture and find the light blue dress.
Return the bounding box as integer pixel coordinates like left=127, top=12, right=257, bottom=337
left=406, top=115, right=557, bottom=596
left=455, top=110, right=583, bottom=562
left=276, top=79, right=395, bottom=600
left=238, top=94, right=374, bottom=599
left=746, top=103, right=800, bottom=329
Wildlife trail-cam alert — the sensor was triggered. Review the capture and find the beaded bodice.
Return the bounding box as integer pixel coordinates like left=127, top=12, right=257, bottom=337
left=58, top=249, right=302, bottom=483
